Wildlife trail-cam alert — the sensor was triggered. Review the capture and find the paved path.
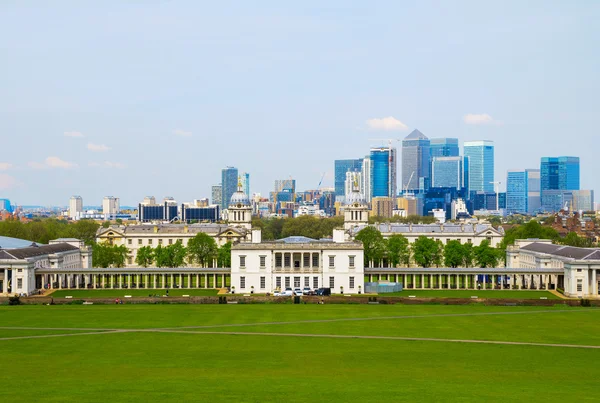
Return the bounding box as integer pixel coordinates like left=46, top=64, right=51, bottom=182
left=0, top=330, right=128, bottom=341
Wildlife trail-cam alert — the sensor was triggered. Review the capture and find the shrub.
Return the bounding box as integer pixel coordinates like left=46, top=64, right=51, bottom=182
left=8, top=296, right=21, bottom=306
left=581, top=299, right=591, bottom=307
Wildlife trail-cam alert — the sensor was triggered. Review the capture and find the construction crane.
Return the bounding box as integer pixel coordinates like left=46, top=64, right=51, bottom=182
left=368, top=138, right=401, bottom=148
left=404, top=171, right=415, bottom=197
left=317, top=172, right=326, bottom=189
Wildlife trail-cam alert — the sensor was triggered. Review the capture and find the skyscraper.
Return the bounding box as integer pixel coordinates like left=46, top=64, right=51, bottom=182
left=430, top=138, right=459, bottom=158
left=506, top=171, right=528, bottom=214
left=402, top=129, right=430, bottom=192
left=211, top=184, right=222, bottom=206
left=69, top=196, right=83, bottom=220
left=102, top=196, right=120, bottom=220
left=540, top=156, right=580, bottom=211
left=334, top=159, right=363, bottom=197
left=221, top=167, right=238, bottom=211
left=239, top=172, right=250, bottom=198
left=361, top=155, right=371, bottom=203
left=431, top=157, right=463, bottom=189
left=370, top=147, right=397, bottom=199
left=463, top=141, right=494, bottom=193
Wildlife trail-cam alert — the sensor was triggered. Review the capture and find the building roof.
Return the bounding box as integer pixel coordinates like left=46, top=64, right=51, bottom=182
left=520, top=242, right=600, bottom=261
left=349, top=223, right=502, bottom=237
left=365, top=267, right=563, bottom=274
left=0, top=243, right=79, bottom=260
left=404, top=129, right=428, bottom=140
left=0, top=235, right=42, bottom=249
left=98, top=224, right=247, bottom=237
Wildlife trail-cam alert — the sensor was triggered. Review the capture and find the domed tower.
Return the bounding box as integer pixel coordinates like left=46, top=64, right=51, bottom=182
left=228, top=178, right=252, bottom=230
left=344, top=172, right=369, bottom=231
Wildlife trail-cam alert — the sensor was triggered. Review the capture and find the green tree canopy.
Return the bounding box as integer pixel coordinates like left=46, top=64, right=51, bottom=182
left=135, top=246, right=154, bottom=268
left=474, top=240, right=500, bottom=268
left=412, top=236, right=441, bottom=268
left=92, top=243, right=128, bottom=268
left=501, top=220, right=559, bottom=249
left=217, top=242, right=232, bottom=267
left=187, top=233, right=218, bottom=266
left=386, top=234, right=411, bottom=267
left=355, top=226, right=386, bottom=266
left=559, top=232, right=594, bottom=247
left=443, top=240, right=465, bottom=268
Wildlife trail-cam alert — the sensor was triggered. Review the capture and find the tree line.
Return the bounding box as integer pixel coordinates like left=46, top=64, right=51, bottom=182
left=355, top=226, right=502, bottom=268
left=0, top=218, right=100, bottom=245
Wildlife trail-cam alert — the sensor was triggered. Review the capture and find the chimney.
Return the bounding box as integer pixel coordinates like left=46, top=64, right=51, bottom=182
left=252, top=229, right=262, bottom=244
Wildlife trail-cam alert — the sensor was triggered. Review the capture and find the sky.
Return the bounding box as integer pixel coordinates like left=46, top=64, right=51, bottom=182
left=0, top=1, right=598, bottom=206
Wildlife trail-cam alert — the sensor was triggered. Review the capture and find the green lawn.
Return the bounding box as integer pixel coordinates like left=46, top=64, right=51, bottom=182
left=1, top=305, right=598, bottom=402
left=378, top=289, right=562, bottom=299
left=49, top=288, right=219, bottom=298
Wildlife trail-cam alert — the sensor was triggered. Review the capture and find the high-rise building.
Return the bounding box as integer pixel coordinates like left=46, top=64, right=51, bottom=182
left=211, top=184, right=222, bottom=207
left=334, top=159, right=363, bottom=197
left=239, top=172, right=250, bottom=198
left=506, top=171, right=528, bottom=214
left=463, top=141, right=494, bottom=193
left=526, top=169, right=541, bottom=214
left=540, top=156, right=580, bottom=212
left=402, top=129, right=430, bottom=192
left=69, top=196, right=83, bottom=220
left=221, top=167, right=238, bottom=211
left=370, top=147, right=397, bottom=200
left=430, top=138, right=459, bottom=158
left=102, top=196, right=120, bottom=220
left=431, top=157, right=463, bottom=189
left=572, top=190, right=594, bottom=211
left=371, top=197, right=394, bottom=218
left=361, top=155, right=371, bottom=203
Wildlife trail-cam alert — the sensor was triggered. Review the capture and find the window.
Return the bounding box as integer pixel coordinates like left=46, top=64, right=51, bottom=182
left=128, top=239, right=132, bottom=245
left=349, top=256, right=355, bottom=267
left=350, top=276, right=355, bottom=289
left=240, top=277, right=246, bottom=289
left=148, top=239, right=153, bottom=245
left=260, top=256, right=266, bottom=267
left=577, top=279, right=583, bottom=292
left=303, top=254, right=310, bottom=267
left=312, top=253, right=319, bottom=267
left=127, top=257, right=132, bottom=264
left=329, top=256, right=335, bottom=268
left=158, top=239, right=163, bottom=245
left=304, top=277, right=310, bottom=287
left=138, top=239, right=142, bottom=245
left=284, top=254, right=291, bottom=267
left=240, top=256, right=246, bottom=267
left=169, top=239, right=173, bottom=245
left=294, top=277, right=300, bottom=288
left=17, top=278, right=22, bottom=289
left=17, top=269, right=23, bottom=273
left=285, top=277, right=290, bottom=288
left=313, top=276, right=319, bottom=289
left=329, top=276, right=335, bottom=288
left=276, top=277, right=281, bottom=289
left=260, top=277, right=266, bottom=289
left=294, top=259, right=300, bottom=268
left=275, top=254, right=282, bottom=268
left=467, top=239, right=472, bottom=244
left=577, top=269, right=582, bottom=272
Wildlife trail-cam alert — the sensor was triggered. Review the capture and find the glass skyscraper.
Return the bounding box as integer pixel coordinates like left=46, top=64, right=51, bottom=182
left=221, top=166, right=238, bottom=211
left=506, top=170, right=528, bottom=214
left=431, top=157, right=463, bottom=189
left=370, top=147, right=397, bottom=199
left=430, top=138, right=459, bottom=158
left=540, top=156, right=580, bottom=211
left=240, top=172, right=250, bottom=198
left=401, top=129, right=430, bottom=192
left=463, top=141, right=494, bottom=193
left=334, top=159, right=363, bottom=197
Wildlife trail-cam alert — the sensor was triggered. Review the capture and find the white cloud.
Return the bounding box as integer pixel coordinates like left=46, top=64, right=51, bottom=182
left=463, top=113, right=501, bottom=125
left=366, top=116, right=408, bottom=131
left=0, top=174, right=17, bottom=190
left=29, top=157, right=77, bottom=169
left=0, top=162, right=13, bottom=171
left=64, top=131, right=84, bottom=138
left=173, top=129, right=192, bottom=137
left=104, top=161, right=126, bottom=169
left=87, top=143, right=111, bottom=152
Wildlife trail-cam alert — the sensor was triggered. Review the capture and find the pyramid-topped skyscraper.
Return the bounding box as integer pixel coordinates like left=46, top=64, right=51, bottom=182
left=401, top=129, right=430, bottom=193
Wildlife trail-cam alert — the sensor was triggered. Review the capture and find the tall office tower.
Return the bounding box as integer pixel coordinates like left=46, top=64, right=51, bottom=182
left=361, top=155, right=371, bottom=203
left=221, top=167, right=239, bottom=211
left=102, top=196, right=120, bottom=220
left=402, top=129, right=430, bottom=192
left=69, top=196, right=83, bottom=220
left=211, top=184, right=222, bottom=206
left=506, top=171, right=528, bottom=214
left=430, top=138, right=459, bottom=158
left=571, top=190, right=594, bottom=211
left=431, top=157, right=463, bottom=189
left=334, top=159, right=363, bottom=197
left=463, top=141, right=494, bottom=193
left=370, top=146, right=397, bottom=200
left=239, top=172, right=250, bottom=198
left=526, top=169, right=541, bottom=214
left=540, top=156, right=580, bottom=211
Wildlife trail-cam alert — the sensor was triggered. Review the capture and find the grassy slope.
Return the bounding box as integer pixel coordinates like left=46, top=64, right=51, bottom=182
left=380, top=290, right=561, bottom=299
left=1, top=305, right=599, bottom=402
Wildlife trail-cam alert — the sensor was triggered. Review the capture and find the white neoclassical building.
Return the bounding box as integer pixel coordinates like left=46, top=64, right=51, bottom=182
left=507, top=239, right=600, bottom=298
left=231, top=230, right=364, bottom=294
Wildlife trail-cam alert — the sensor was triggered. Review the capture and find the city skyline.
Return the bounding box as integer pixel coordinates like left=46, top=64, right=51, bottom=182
left=0, top=2, right=598, bottom=205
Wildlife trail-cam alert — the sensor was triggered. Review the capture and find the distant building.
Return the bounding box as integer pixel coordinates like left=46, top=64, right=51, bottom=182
left=370, top=147, right=397, bottom=199
left=239, top=172, right=250, bottom=198
left=429, top=138, right=459, bottom=158
left=572, top=190, right=595, bottom=212
left=402, top=129, right=430, bottom=192
left=541, top=156, right=580, bottom=212
left=371, top=197, right=394, bottom=219
left=221, top=167, right=239, bottom=212
left=361, top=155, right=372, bottom=203
left=102, top=196, right=120, bottom=220
left=506, top=169, right=540, bottom=215
left=344, top=171, right=364, bottom=201
left=69, top=196, right=83, bottom=220
left=181, top=204, right=220, bottom=223
left=211, top=184, right=222, bottom=207
left=138, top=197, right=178, bottom=223
left=0, top=199, right=13, bottom=213
left=334, top=159, right=363, bottom=197
left=463, top=141, right=494, bottom=193
left=431, top=157, right=463, bottom=189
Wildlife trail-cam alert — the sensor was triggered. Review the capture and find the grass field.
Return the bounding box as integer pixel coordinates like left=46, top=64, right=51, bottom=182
left=381, top=289, right=561, bottom=299
left=1, top=304, right=598, bottom=402
left=49, top=288, right=219, bottom=298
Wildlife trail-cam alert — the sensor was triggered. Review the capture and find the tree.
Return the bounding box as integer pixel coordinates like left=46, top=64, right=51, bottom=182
left=217, top=242, right=232, bottom=267
left=154, top=245, right=168, bottom=267
left=169, top=241, right=187, bottom=267
left=474, top=240, right=500, bottom=268
left=462, top=242, right=474, bottom=268
left=412, top=236, right=441, bottom=268
left=500, top=220, right=559, bottom=249
left=386, top=235, right=410, bottom=267
left=559, top=232, right=593, bottom=247
left=135, top=246, right=154, bottom=267
left=92, top=243, right=128, bottom=268
left=187, top=233, right=218, bottom=267
left=444, top=240, right=465, bottom=268
left=355, top=226, right=386, bottom=266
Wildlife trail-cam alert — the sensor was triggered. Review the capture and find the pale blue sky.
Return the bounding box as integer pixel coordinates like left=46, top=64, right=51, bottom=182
left=1, top=1, right=598, bottom=206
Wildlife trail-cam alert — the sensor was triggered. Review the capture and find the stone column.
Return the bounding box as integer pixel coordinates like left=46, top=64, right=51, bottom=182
left=2, top=271, right=8, bottom=294
left=213, top=273, right=217, bottom=288
left=196, top=274, right=199, bottom=288
left=205, top=274, right=208, bottom=289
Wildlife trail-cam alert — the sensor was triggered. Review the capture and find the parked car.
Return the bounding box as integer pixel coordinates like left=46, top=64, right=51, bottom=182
left=293, top=288, right=303, bottom=296
left=302, top=287, right=312, bottom=295
left=273, top=290, right=283, bottom=297
left=282, top=287, right=294, bottom=296
left=316, top=288, right=331, bottom=296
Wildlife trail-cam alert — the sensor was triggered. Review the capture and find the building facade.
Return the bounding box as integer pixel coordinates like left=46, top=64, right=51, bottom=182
left=506, top=169, right=541, bottom=215
left=69, top=196, right=83, bottom=220
left=221, top=167, right=239, bottom=211
left=402, top=129, right=430, bottom=192
left=211, top=184, right=222, bottom=207
left=334, top=159, right=363, bottom=197
left=429, top=138, right=459, bottom=158
left=541, top=156, right=580, bottom=212
left=463, top=141, right=494, bottom=193
left=431, top=157, right=463, bottom=189
left=102, top=196, right=120, bottom=220
left=370, top=147, right=397, bottom=200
